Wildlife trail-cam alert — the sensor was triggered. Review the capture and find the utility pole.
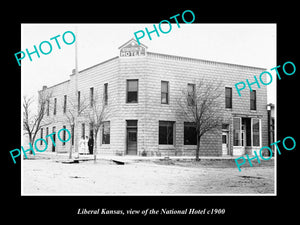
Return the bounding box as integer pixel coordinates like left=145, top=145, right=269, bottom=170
left=74, top=26, right=79, bottom=160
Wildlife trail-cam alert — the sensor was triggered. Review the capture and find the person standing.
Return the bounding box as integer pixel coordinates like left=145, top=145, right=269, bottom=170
left=79, top=136, right=85, bottom=154
left=88, top=136, right=94, bottom=155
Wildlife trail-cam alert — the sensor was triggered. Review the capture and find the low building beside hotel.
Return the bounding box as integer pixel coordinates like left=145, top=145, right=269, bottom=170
left=36, top=39, right=268, bottom=157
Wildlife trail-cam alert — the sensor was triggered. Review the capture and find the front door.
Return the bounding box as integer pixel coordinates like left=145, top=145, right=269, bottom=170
left=222, top=132, right=229, bottom=155
left=127, top=128, right=137, bottom=155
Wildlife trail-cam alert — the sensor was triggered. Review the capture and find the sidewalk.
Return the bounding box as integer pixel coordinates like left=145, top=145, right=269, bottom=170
left=23, top=151, right=243, bottom=164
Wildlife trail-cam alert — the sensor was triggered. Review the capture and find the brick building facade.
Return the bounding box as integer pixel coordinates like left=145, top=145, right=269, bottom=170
left=37, top=39, right=268, bottom=157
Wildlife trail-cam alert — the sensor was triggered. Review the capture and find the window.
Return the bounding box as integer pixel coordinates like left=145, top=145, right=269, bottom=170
left=90, top=87, right=94, bottom=107
left=40, top=128, right=43, bottom=145
left=187, top=83, right=195, bottom=106
left=102, top=121, right=110, bottom=144
left=63, top=95, right=67, bottom=114
left=161, top=81, right=169, bottom=104
left=127, top=80, right=138, bottom=103
left=53, top=98, right=57, bottom=115
left=71, top=124, right=74, bottom=146
left=252, top=118, right=260, bottom=146
left=225, top=87, right=232, bottom=109
left=62, top=125, right=66, bottom=146
left=222, top=124, right=229, bottom=130
left=184, top=122, right=197, bottom=145
left=46, top=100, right=50, bottom=116
left=127, top=120, right=137, bottom=127
left=81, top=123, right=85, bottom=138
left=46, top=127, right=49, bottom=144
left=159, top=121, right=174, bottom=145
left=104, top=83, right=108, bottom=105
left=233, top=118, right=241, bottom=146
left=250, top=90, right=256, bottom=110
left=78, top=91, right=81, bottom=112
left=222, top=135, right=227, bottom=144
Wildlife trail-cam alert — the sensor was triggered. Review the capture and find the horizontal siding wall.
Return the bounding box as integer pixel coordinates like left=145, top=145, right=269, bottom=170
left=144, top=53, right=268, bottom=156
left=33, top=51, right=268, bottom=157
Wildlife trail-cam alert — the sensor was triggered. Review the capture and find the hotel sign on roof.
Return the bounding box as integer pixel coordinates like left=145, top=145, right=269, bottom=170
left=119, top=38, right=147, bottom=57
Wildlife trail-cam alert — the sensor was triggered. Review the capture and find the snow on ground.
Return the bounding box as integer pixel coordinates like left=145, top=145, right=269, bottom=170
left=22, top=159, right=275, bottom=195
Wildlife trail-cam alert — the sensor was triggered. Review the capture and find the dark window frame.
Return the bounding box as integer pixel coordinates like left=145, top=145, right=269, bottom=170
left=78, top=91, right=81, bottom=112
left=102, top=121, right=110, bottom=144
left=46, top=127, right=49, bottom=144
left=252, top=118, right=260, bottom=146
left=40, top=128, right=43, bottom=145
left=53, top=98, right=57, bottom=115
left=104, top=83, right=108, bottom=105
left=250, top=90, right=257, bottom=110
left=46, top=100, right=50, bottom=116
left=62, top=125, right=66, bottom=146
left=81, top=123, right=85, bottom=139
left=161, top=81, right=169, bottom=104
left=63, top=95, right=67, bottom=114
left=159, top=121, right=175, bottom=145
left=90, top=87, right=94, bottom=107
left=225, top=87, right=232, bottom=109
left=184, top=122, right=197, bottom=145
left=126, top=79, right=138, bottom=103
left=187, top=83, right=195, bottom=106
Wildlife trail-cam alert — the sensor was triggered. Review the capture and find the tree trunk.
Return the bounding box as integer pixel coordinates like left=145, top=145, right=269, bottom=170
left=29, top=133, right=34, bottom=155
left=69, top=124, right=74, bottom=159
left=93, top=130, right=98, bottom=163
left=69, top=144, right=73, bottom=159
left=196, top=136, right=200, bottom=161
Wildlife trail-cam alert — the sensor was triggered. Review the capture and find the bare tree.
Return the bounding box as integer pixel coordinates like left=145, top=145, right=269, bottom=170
left=23, top=91, right=53, bottom=151
left=178, top=79, right=223, bottom=161
left=88, top=90, right=111, bottom=162
left=63, top=94, right=89, bottom=159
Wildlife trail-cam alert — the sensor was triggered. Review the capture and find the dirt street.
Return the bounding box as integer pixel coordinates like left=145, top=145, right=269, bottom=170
left=22, top=159, right=275, bottom=195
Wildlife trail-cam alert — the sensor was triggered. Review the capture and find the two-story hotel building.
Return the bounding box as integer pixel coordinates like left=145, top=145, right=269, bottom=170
left=37, top=38, right=268, bottom=157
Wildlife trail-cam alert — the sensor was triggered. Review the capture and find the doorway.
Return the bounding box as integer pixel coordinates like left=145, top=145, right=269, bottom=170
left=126, top=120, right=138, bottom=155
left=222, top=131, right=229, bottom=155
left=52, top=126, right=56, bottom=152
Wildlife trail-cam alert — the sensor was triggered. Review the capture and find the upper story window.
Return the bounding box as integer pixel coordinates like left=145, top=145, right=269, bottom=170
left=90, top=87, right=94, bottom=107
left=53, top=98, right=57, bottom=115
left=46, top=99, right=50, bottom=116
left=250, top=90, right=256, bottom=110
left=63, top=95, right=67, bottom=114
left=161, top=81, right=169, bottom=104
left=187, top=83, right=195, bottom=106
left=104, top=83, right=108, bottom=105
left=78, top=91, right=81, bottom=112
left=127, top=79, right=138, bottom=103
left=225, top=87, right=232, bottom=109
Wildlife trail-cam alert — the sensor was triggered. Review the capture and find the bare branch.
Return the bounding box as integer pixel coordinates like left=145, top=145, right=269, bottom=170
left=177, top=78, right=223, bottom=160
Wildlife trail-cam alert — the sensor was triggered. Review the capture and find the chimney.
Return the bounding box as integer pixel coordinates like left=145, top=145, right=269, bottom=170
left=42, top=85, right=47, bottom=90
left=72, top=69, right=76, bottom=74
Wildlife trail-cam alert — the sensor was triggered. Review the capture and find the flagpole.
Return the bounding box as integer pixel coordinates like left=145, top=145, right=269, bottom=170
left=74, top=26, right=79, bottom=160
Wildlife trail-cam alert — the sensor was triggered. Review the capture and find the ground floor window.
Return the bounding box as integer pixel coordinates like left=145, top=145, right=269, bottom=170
left=159, top=121, right=174, bottom=145
left=252, top=118, right=260, bottom=146
left=62, top=125, right=66, bottom=145
left=184, top=122, right=197, bottom=145
left=233, top=117, right=260, bottom=147
left=81, top=123, right=85, bottom=139
left=40, top=128, right=43, bottom=145
left=102, top=121, right=110, bottom=144
left=233, top=118, right=241, bottom=146
left=71, top=124, right=74, bottom=146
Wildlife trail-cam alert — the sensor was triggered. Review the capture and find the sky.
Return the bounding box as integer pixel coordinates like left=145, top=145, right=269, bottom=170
left=21, top=23, right=276, bottom=104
